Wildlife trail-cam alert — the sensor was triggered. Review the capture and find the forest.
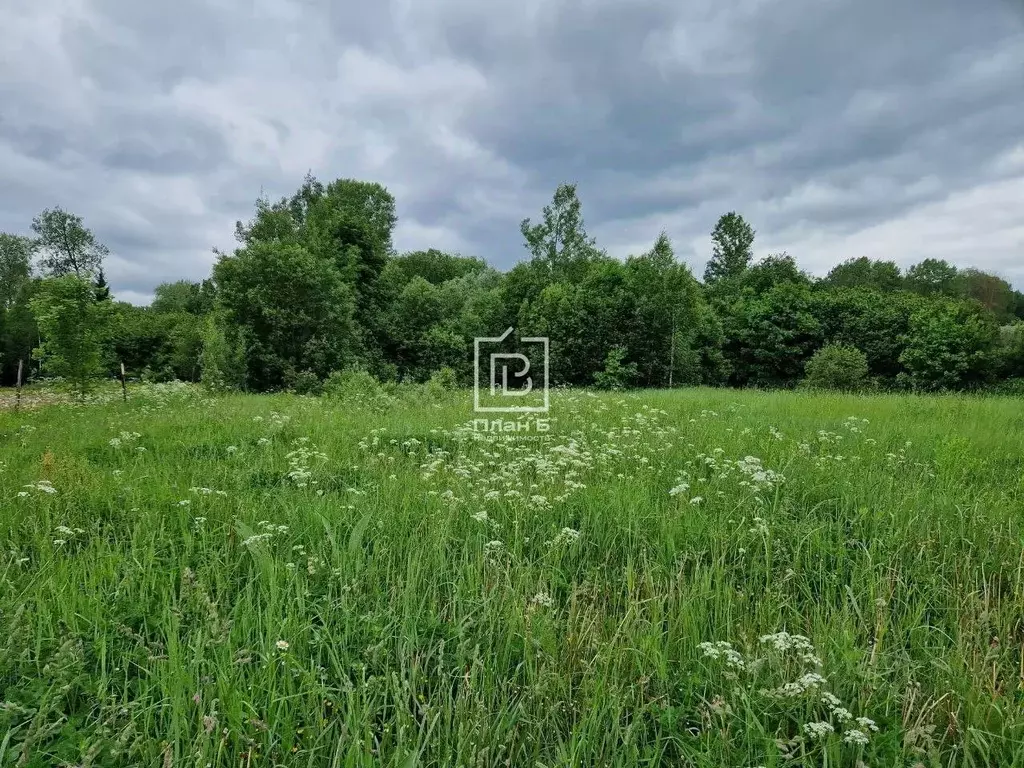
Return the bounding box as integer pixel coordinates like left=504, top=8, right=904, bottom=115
left=2, top=174, right=1023, bottom=395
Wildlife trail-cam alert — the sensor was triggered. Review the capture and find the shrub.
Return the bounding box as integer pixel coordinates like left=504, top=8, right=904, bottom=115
left=426, top=366, right=460, bottom=394
left=593, top=346, right=637, bottom=391
left=322, top=368, right=394, bottom=409
left=803, top=344, right=870, bottom=392
left=284, top=368, right=323, bottom=396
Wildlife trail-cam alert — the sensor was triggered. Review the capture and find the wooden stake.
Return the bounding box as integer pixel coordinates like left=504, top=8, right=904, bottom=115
left=120, top=362, right=127, bottom=402
left=16, top=359, right=23, bottom=410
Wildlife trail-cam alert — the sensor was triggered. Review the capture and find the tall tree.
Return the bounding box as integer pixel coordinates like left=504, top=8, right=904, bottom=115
left=213, top=241, right=358, bottom=390
left=905, top=258, right=960, bottom=297
left=741, top=252, right=810, bottom=294
left=93, top=267, right=112, bottom=301
left=30, top=276, right=111, bottom=398
left=151, top=279, right=216, bottom=315
left=825, top=257, right=903, bottom=292
left=0, top=233, right=33, bottom=311
left=520, top=183, right=602, bottom=281
left=959, top=268, right=1015, bottom=322
left=31, top=207, right=108, bottom=279
left=624, top=232, right=707, bottom=386
left=899, top=301, right=998, bottom=391
left=703, top=212, right=755, bottom=285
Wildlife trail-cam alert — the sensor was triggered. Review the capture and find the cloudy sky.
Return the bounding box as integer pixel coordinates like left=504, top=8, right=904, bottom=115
left=2, top=0, right=1023, bottom=304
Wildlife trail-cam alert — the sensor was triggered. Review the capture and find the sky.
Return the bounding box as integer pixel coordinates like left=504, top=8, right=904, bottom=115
left=2, top=0, right=1023, bottom=305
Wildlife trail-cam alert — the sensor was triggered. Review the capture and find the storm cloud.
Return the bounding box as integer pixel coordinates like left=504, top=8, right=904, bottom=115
left=2, top=0, right=1022, bottom=303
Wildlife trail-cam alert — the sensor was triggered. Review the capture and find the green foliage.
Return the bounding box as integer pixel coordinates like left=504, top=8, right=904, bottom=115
left=93, top=267, right=112, bottom=301
left=592, top=345, right=637, bottom=390
left=624, top=233, right=709, bottom=387
left=996, top=324, right=1024, bottom=379
left=151, top=279, right=216, bottom=315
left=898, top=302, right=999, bottom=391
left=722, top=282, right=823, bottom=387
left=31, top=207, right=108, bottom=279
left=703, top=211, right=755, bottom=285
left=230, top=175, right=397, bottom=378
left=5, top=187, right=1020, bottom=396
left=425, top=365, right=461, bottom=398
left=741, top=252, right=810, bottom=294
left=905, top=258, right=961, bottom=297
left=825, top=257, right=903, bottom=292
left=213, top=241, right=358, bottom=390
left=0, top=232, right=33, bottom=310
left=391, top=249, right=487, bottom=285
left=322, top=367, right=394, bottom=408
left=803, top=343, right=870, bottom=391
left=959, top=268, right=1017, bottom=322
left=283, top=368, right=324, bottom=396
left=520, top=183, right=602, bottom=282
left=106, top=304, right=203, bottom=382
left=812, top=288, right=924, bottom=383
left=520, top=258, right=633, bottom=385
left=199, top=312, right=245, bottom=391
left=29, top=276, right=111, bottom=397
left=0, top=234, right=37, bottom=384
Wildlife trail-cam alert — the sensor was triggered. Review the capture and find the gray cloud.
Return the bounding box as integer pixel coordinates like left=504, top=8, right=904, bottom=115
left=1, top=0, right=1021, bottom=302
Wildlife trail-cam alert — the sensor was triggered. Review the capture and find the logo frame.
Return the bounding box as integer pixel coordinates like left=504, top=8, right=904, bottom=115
left=473, top=327, right=549, bottom=413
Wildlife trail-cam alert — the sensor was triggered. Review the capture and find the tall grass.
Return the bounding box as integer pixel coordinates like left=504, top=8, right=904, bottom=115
left=1, top=383, right=1022, bottom=766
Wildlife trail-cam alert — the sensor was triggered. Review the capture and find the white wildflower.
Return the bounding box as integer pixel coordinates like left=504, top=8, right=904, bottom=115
left=843, top=728, right=870, bottom=746
left=802, top=721, right=834, bottom=740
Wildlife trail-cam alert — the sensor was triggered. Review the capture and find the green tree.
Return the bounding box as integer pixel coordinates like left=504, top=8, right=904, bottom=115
left=624, top=233, right=708, bottom=386
left=391, top=249, right=487, bottom=285
left=234, top=175, right=397, bottom=369
left=899, top=302, right=998, bottom=391
left=30, top=276, right=111, bottom=397
left=93, top=267, right=112, bottom=301
left=593, top=346, right=637, bottom=390
left=812, top=288, right=925, bottom=383
left=959, top=269, right=1015, bottom=322
left=825, top=257, right=903, bottom=292
left=520, top=258, right=632, bottom=386
left=0, top=236, right=38, bottom=384
left=905, top=258, right=960, bottom=297
left=213, top=241, right=358, bottom=390
left=31, top=207, right=108, bottom=279
left=703, top=212, right=755, bottom=285
left=803, top=344, right=870, bottom=391
left=0, top=233, right=33, bottom=310
left=520, top=183, right=602, bottom=281
left=151, top=279, right=216, bottom=315
left=741, top=252, right=810, bottom=295
left=721, top=282, right=823, bottom=387
left=199, top=312, right=246, bottom=390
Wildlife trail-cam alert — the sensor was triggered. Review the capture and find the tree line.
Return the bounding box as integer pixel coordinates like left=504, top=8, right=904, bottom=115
left=2, top=175, right=1023, bottom=396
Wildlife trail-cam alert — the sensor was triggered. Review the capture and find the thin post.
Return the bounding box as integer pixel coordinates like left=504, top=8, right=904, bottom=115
left=668, top=309, right=676, bottom=388
left=15, top=359, right=23, bottom=410
left=120, top=362, right=127, bottom=402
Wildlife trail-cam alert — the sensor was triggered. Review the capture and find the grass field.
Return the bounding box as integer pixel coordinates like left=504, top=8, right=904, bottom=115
left=1, top=383, right=1023, bottom=767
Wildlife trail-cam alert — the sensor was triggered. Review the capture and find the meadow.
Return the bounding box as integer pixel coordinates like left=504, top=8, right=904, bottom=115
left=1, top=383, right=1023, bottom=767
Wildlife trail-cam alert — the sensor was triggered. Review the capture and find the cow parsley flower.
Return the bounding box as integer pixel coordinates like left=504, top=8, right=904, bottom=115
left=802, top=721, right=834, bottom=740
left=843, top=728, right=870, bottom=745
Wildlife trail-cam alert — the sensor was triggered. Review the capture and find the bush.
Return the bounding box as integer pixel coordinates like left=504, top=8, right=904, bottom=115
left=803, top=344, right=870, bottom=392
left=426, top=366, right=460, bottom=395
left=593, top=346, right=637, bottom=391
left=284, top=368, right=323, bottom=396
left=322, top=368, right=394, bottom=409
